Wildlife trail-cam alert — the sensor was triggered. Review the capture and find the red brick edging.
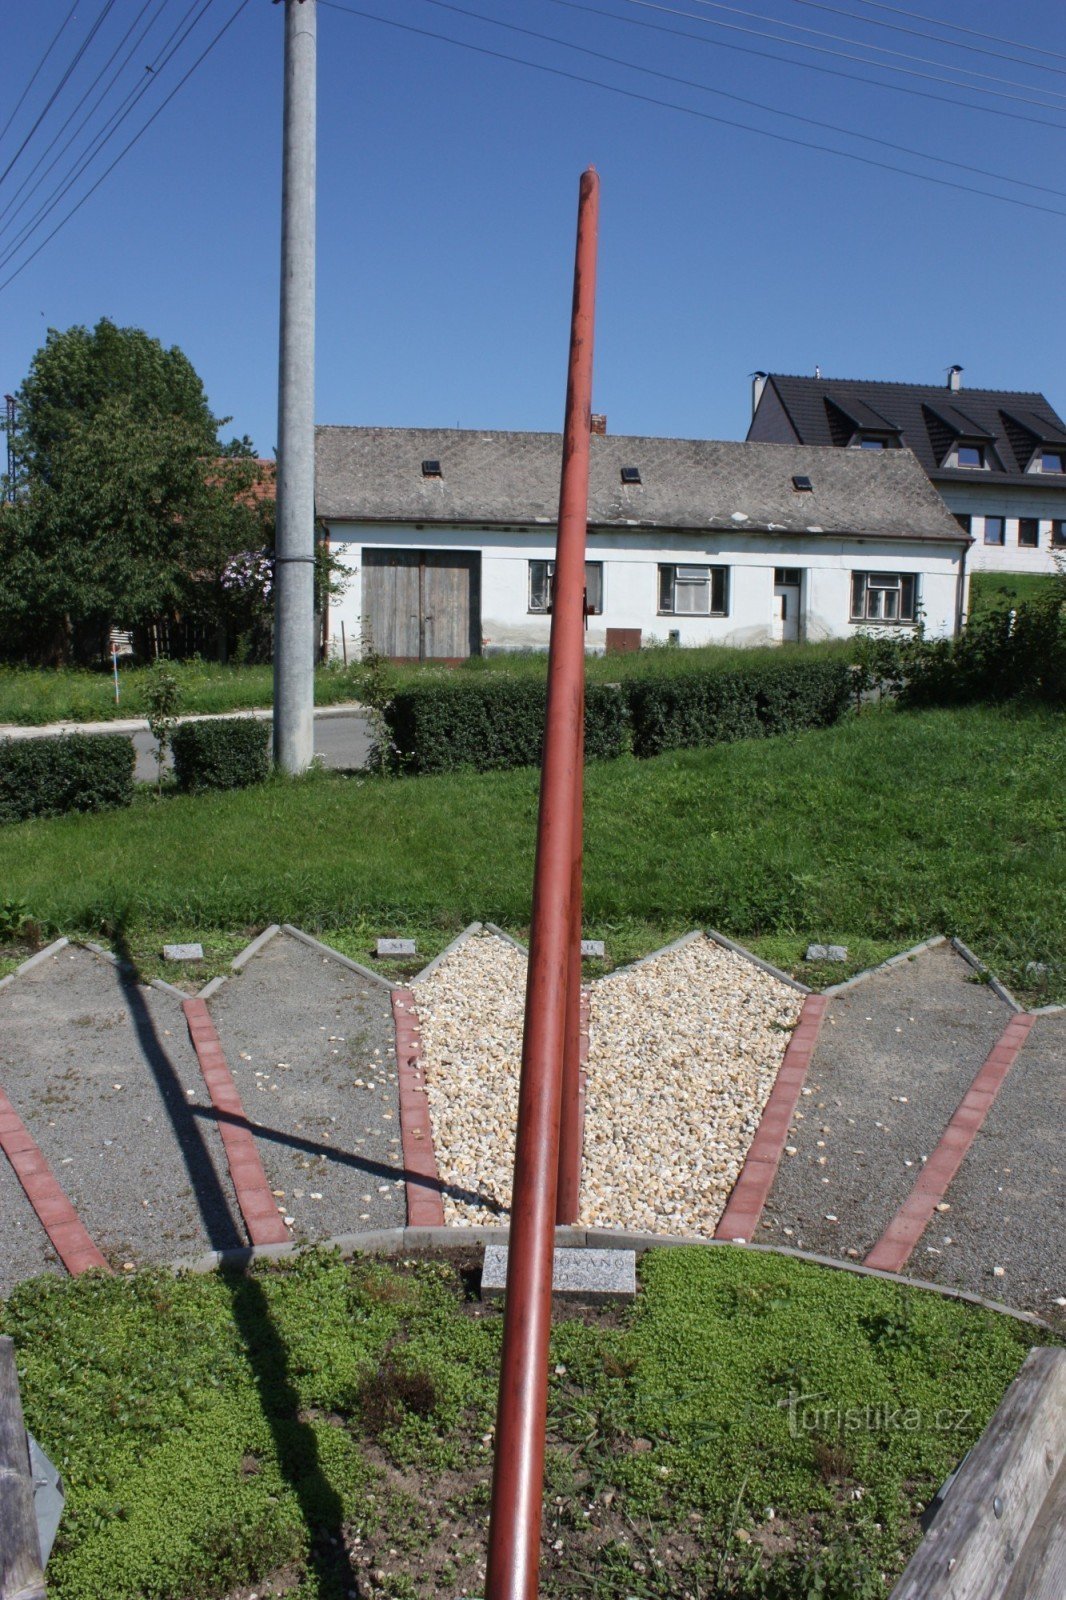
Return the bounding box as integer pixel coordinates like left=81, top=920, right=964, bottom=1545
left=0, top=1087, right=109, bottom=1275
left=865, top=1012, right=1035, bottom=1273
left=182, top=999, right=289, bottom=1246
left=714, top=994, right=828, bottom=1243
left=392, top=989, right=446, bottom=1227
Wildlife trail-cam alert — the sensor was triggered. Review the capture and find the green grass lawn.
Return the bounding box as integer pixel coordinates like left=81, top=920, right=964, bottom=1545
left=0, top=1246, right=1045, bottom=1600
left=968, top=571, right=1058, bottom=615
left=0, top=660, right=368, bottom=725
left=0, top=641, right=859, bottom=724
left=0, top=704, right=1062, bottom=999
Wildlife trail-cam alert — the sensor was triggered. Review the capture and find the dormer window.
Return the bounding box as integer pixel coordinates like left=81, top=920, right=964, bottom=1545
left=1039, top=450, right=1064, bottom=473
left=956, top=444, right=986, bottom=468
left=858, top=437, right=886, bottom=450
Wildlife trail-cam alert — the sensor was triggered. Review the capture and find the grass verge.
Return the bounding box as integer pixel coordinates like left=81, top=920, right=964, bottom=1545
left=0, top=661, right=367, bottom=726
left=0, top=704, right=1062, bottom=1000
left=0, top=1246, right=1048, bottom=1600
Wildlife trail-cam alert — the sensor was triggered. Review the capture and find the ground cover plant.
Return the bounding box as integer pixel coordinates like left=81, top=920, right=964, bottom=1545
left=0, top=704, right=1061, bottom=1001
left=0, top=643, right=854, bottom=725
left=0, top=660, right=368, bottom=725
left=0, top=1246, right=1046, bottom=1600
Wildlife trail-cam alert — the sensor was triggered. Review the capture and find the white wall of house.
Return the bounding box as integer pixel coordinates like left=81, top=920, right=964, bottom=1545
left=934, top=483, right=1063, bottom=575
left=323, top=520, right=965, bottom=656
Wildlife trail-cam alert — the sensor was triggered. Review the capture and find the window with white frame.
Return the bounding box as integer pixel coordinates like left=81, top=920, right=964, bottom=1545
left=850, top=572, right=917, bottom=624
left=658, top=564, right=728, bottom=616
left=528, top=560, right=603, bottom=614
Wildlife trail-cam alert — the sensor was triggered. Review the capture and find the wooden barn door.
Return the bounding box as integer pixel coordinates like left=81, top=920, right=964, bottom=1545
left=361, top=549, right=480, bottom=660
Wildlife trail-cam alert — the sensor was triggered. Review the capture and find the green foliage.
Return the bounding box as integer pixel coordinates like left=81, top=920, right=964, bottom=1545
left=0, top=706, right=1061, bottom=999
left=0, top=1248, right=1038, bottom=1600
left=383, top=676, right=628, bottom=773
left=171, top=718, right=270, bottom=793
left=0, top=732, right=134, bottom=823
left=901, top=593, right=1065, bottom=709
left=0, top=661, right=365, bottom=727
left=626, top=658, right=851, bottom=758
left=140, top=661, right=182, bottom=792
left=0, top=319, right=268, bottom=665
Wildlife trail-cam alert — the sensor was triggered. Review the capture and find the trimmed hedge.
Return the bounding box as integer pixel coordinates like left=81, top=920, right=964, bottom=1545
left=382, top=677, right=628, bottom=774
left=0, top=733, right=134, bottom=824
left=171, top=717, right=271, bottom=792
left=627, top=657, right=852, bottom=757
left=383, top=657, right=851, bottom=772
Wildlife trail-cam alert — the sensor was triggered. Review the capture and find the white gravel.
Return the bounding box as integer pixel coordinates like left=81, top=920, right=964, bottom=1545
left=412, top=931, right=803, bottom=1233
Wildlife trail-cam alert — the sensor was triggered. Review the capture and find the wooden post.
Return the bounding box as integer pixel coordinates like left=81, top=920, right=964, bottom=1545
left=0, top=1337, right=45, bottom=1600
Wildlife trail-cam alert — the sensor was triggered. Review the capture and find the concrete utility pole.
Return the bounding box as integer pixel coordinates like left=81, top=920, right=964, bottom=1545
left=273, top=0, right=317, bottom=772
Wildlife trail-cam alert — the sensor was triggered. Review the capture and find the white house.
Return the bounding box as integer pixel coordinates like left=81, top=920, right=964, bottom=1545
left=315, top=426, right=970, bottom=661
left=747, top=370, right=1066, bottom=577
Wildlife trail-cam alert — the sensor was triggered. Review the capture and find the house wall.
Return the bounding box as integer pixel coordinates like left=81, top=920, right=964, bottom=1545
left=322, top=522, right=964, bottom=656
left=933, top=482, right=1063, bottom=576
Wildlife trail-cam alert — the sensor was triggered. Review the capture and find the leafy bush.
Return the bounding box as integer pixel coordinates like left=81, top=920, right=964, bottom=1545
left=627, top=658, right=851, bottom=758
left=382, top=676, right=628, bottom=774
left=901, top=593, right=1065, bottom=709
left=170, top=717, right=270, bottom=792
left=0, top=732, right=134, bottom=823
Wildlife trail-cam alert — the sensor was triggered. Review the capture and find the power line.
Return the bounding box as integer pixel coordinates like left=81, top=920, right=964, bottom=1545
left=317, top=1, right=1066, bottom=219
left=0, top=2, right=220, bottom=272
left=611, top=0, right=1066, bottom=130
left=844, top=0, right=1066, bottom=68
left=424, top=0, right=1066, bottom=201
left=0, top=1, right=80, bottom=153
left=0, top=0, right=168, bottom=241
left=0, top=0, right=121, bottom=191
left=657, top=0, right=1066, bottom=111
left=788, top=0, right=1066, bottom=79
left=0, top=0, right=254, bottom=297
left=560, top=0, right=1066, bottom=133
left=681, top=0, right=1066, bottom=98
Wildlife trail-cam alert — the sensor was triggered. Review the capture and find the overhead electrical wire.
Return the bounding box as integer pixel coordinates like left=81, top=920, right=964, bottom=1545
left=644, top=0, right=1066, bottom=111
left=0, top=0, right=254, bottom=297
left=0, top=0, right=121, bottom=190
left=421, top=0, right=1066, bottom=201
left=0, top=1, right=222, bottom=272
left=0, top=0, right=171, bottom=241
left=787, top=0, right=1066, bottom=79
left=679, top=0, right=1066, bottom=101
left=317, top=0, right=1066, bottom=219
left=842, top=0, right=1066, bottom=67
left=608, top=0, right=1066, bottom=130
left=0, top=1, right=81, bottom=153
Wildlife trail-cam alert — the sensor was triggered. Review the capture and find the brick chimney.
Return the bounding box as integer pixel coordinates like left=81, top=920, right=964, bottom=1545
left=590, top=413, right=607, bottom=435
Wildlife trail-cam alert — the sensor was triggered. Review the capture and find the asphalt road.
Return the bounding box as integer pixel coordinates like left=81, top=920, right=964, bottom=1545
left=133, top=709, right=373, bottom=782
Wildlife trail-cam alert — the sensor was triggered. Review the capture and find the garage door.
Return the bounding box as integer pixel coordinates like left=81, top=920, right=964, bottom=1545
left=361, top=550, right=481, bottom=660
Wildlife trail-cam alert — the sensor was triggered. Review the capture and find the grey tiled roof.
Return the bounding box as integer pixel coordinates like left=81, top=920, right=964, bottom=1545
left=316, top=427, right=966, bottom=544
left=756, top=376, right=1066, bottom=482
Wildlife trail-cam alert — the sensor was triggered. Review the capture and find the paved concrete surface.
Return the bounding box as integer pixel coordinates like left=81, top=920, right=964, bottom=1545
left=131, top=709, right=372, bottom=781
left=0, top=705, right=373, bottom=783
left=0, top=1144, right=64, bottom=1298
left=206, top=933, right=406, bottom=1242
left=913, top=1013, right=1066, bottom=1317
left=0, top=944, right=246, bottom=1281
left=761, top=943, right=1013, bottom=1263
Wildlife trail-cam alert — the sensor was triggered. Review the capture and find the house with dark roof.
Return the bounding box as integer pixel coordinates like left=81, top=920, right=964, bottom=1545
left=315, top=424, right=968, bottom=659
left=746, top=370, right=1066, bottom=577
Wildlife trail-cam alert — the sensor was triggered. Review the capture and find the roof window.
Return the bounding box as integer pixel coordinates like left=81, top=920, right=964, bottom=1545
left=792, top=474, right=813, bottom=491
left=421, top=458, right=442, bottom=477
left=620, top=465, right=641, bottom=485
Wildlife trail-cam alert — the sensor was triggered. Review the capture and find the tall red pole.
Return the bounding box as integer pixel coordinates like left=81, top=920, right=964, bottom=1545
left=555, top=678, right=584, bottom=1226
left=486, top=166, right=599, bottom=1600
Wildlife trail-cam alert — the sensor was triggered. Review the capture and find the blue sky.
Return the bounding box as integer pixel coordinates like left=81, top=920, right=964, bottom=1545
left=2, top=0, right=1065, bottom=454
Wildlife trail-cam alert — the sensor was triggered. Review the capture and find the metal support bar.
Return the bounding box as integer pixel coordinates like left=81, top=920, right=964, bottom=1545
left=486, top=166, right=599, bottom=1600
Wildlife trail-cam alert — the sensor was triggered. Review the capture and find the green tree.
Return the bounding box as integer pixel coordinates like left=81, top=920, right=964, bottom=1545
left=0, top=320, right=268, bottom=664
